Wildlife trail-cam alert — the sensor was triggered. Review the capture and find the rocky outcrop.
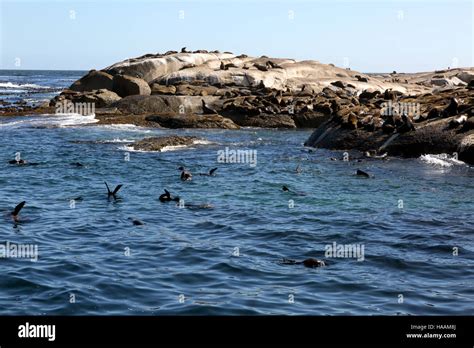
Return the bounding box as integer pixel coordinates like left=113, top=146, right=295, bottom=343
left=305, top=86, right=474, bottom=164
left=49, top=50, right=474, bottom=133
left=131, top=135, right=199, bottom=151
left=112, top=74, right=151, bottom=97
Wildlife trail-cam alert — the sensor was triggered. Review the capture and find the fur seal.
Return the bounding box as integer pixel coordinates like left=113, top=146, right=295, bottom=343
left=104, top=181, right=122, bottom=200
left=282, top=186, right=307, bottom=196
left=396, top=113, right=416, bottom=133
left=254, top=63, right=268, bottom=72
left=10, top=201, right=26, bottom=223
left=128, top=218, right=145, bottom=226
left=220, top=62, right=227, bottom=70
left=201, top=100, right=217, bottom=114
left=443, top=98, right=459, bottom=117
left=179, top=167, right=192, bottom=181
left=266, top=60, right=283, bottom=69
left=281, top=258, right=326, bottom=268
left=356, top=169, right=370, bottom=178
left=159, top=189, right=180, bottom=203
left=71, top=162, right=84, bottom=167
left=199, top=168, right=218, bottom=176
left=181, top=47, right=187, bottom=53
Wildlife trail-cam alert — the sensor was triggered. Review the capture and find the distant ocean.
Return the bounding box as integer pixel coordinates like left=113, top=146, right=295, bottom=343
left=0, top=70, right=473, bottom=315
left=0, top=70, right=86, bottom=105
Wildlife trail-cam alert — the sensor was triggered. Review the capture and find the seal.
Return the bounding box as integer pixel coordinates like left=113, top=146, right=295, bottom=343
left=159, top=189, right=180, bottom=202
left=396, top=113, right=416, bottom=133
left=104, top=181, right=122, bottom=200
left=179, top=167, right=192, bottom=181
left=282, top=185, right=307, bottom=196
left=201, top=100, right=217, bottom=114
left=443, top=97, right=458, bottom=117
left=11, top=201, right=26, bottom=223
left=128, top=217, right=145, bottom=226
left=356, top=169, right=370, bottom=178
left=199, top=168, right=218, bottom=176
left=281, top=258, right=326, bottom=268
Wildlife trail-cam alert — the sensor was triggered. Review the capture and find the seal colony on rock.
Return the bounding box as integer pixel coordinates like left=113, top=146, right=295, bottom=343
left=4, top=49, right=473, bottom=163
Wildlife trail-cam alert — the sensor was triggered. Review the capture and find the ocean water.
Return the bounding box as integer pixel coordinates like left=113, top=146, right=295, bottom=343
left=0, top=71, right=473, bottom=315
left=0, top=70, right=85, bottom=105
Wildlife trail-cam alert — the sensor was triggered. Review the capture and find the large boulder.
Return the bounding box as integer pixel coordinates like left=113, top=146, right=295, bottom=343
left=92, top=89, right=122, bottom=107
left=69, top=70, right=113, bottom=92
left=112, top=74, right=151, bottom=97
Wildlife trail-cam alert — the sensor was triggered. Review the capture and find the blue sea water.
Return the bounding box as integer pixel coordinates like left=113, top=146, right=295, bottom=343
left=0, top=71, right=473, bottom=315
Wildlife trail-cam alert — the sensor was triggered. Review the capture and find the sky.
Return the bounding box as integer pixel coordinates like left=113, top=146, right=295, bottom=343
left=0, top=0, right=472, bottom=72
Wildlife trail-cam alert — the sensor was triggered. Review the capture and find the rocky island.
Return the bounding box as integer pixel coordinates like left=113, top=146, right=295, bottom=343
left=4, top=49, right=473, bottom=164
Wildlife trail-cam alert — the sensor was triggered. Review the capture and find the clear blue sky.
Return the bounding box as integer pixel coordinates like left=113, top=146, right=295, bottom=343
left=0, top=0, right=472, bottom=72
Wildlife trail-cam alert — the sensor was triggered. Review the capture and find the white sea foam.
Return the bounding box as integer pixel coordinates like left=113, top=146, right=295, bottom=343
left=193, top=139, right=214, bottom=145
left=419, top=154, right=465, bottom=167
left=0, top=113, right=98, bottom=128
left=160, top=145, right=189, bottom=152
left=104, top=138, right=135, bottom=143
left=0, top=82, right=50, bottom=89
left=98, top=124, right=152, bottom=132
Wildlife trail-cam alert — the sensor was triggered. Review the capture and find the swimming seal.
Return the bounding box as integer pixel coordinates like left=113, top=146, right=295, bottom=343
left=128, top=217, right=145, bottom=226
left=282, top=186, right=307, bottom=196
left=159, top=189, right=180, bottom=202
left=356, top=169, right=370, bottom=178
left=104, top=181, right=123, bottom=200
left=11, top=201, right=26, bottom=223
left=281, top=258, right=326, bottom=268
left=180, top=168, right=192, bottom=181
left=199, top=168, right=218, bottom=176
